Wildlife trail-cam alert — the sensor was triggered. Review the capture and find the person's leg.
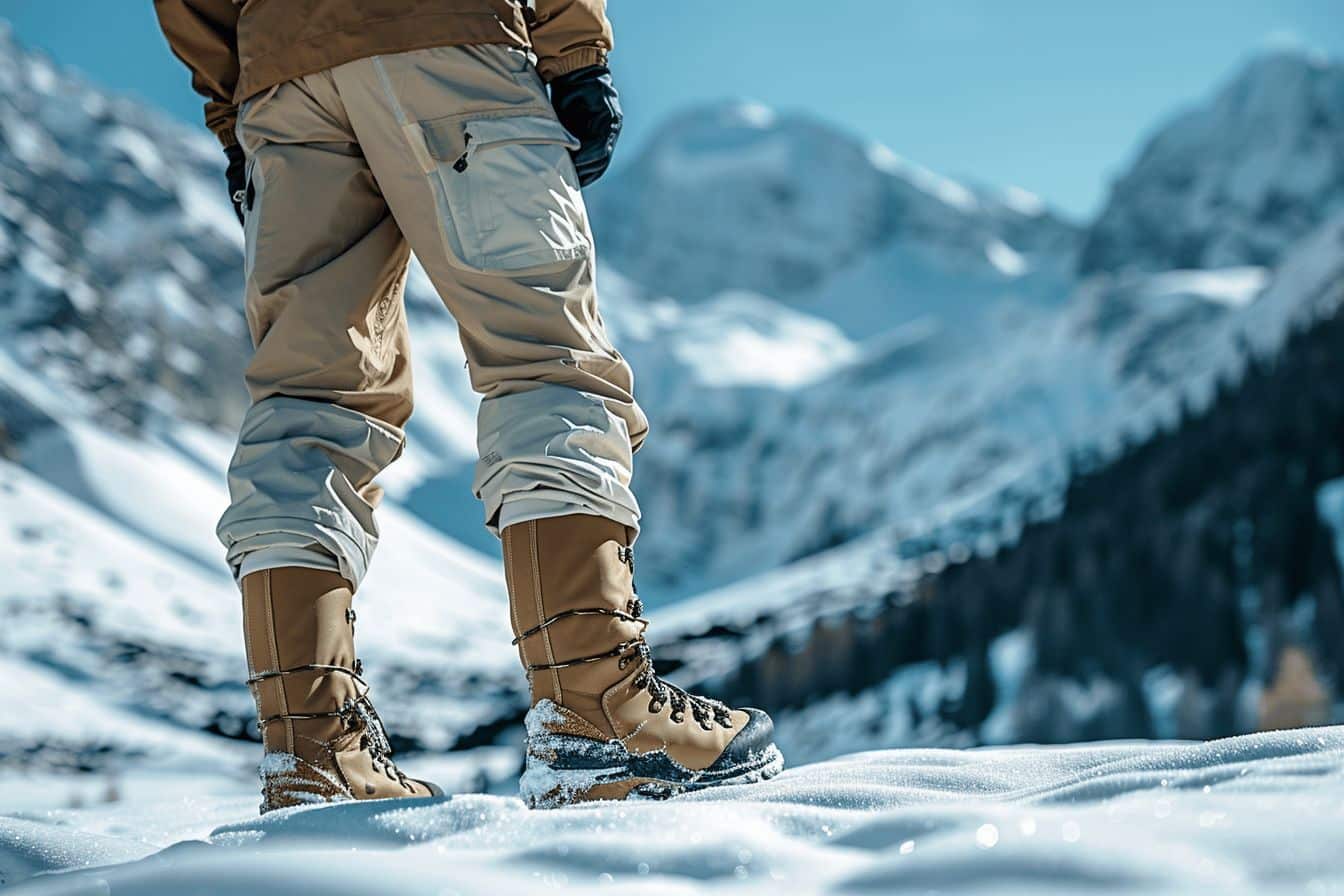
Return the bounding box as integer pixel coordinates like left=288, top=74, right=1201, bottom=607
left=329, top=46, right=781, bottom=806
left=332, top=44, right=646, bottom=538
left=223, top=73, right=436, bottom=812
left=219, top=74, right=415, bottom=588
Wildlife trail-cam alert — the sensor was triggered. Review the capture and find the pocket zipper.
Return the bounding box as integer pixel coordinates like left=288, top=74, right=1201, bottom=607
left=453, top=133, right=473, bottom=173
left=450, top=126, right=577, bottom=173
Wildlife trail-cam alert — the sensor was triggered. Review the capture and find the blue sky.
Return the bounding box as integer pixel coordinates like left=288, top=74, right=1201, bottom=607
left=5, top=1, right=1341, bottom=217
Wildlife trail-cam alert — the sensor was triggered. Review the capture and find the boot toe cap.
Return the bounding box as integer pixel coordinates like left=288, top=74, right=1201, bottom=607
left=708, top=707, right=777, bottom=774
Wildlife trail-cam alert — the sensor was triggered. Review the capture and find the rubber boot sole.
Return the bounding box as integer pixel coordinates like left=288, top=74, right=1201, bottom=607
left=521, top=729, right=785, bottom=809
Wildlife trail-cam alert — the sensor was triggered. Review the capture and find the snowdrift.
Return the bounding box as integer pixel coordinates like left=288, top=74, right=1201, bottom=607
left=5, top=726, right=1342, bottom=894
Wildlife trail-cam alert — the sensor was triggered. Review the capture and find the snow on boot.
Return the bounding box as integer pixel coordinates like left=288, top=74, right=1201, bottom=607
left=504, top=515, right=783, bottom=807
left=241, top=567, right=440, bottom=813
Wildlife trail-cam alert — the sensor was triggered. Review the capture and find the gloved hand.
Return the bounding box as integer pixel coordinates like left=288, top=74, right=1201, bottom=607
left=548, top=65, right=622, bottom=187
left=224, top=143, right=247, bottom=226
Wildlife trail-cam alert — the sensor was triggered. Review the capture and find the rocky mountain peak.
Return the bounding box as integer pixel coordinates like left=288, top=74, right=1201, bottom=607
left=1080, top=50, right=1344, bottom=276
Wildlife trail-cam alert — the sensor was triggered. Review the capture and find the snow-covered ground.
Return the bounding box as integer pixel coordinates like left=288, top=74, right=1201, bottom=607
left=4, top=727, right=1343, bottom=894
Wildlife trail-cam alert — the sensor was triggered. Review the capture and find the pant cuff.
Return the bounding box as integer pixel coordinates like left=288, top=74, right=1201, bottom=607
left=496, top=494, right=641, bottom=541
left=237, top=545, right=345, bottom=583
left=474, top=385, right=641, bottom=540
left=220, top=518, right=372, bottom=589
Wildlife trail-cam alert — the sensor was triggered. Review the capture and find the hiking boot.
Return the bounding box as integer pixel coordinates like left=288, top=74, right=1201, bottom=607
left=241, top=566, right=440, bottom=813
left=503, top=515, right=783, bottom=807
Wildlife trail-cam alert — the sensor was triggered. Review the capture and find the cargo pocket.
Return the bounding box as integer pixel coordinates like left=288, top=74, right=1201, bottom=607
left=418, top=112, right=591, bottom=273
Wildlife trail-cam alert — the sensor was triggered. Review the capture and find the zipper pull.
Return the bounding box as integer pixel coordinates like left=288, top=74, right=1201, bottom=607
left=453, top=132, right=473, bottom=172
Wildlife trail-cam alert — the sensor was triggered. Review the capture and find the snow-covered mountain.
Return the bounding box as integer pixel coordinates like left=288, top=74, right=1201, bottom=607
left=1080, top=51, right=1344, bottom=275
left=587, top=101, right=1079, bottom=307
left=595, top=50, right=1344, bottom=599
left=3, top=14, right=1344, bottom=789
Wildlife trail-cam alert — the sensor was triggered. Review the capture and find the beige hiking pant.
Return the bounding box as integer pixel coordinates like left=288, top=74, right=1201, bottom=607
left=218, top=44, right=647, bottom=587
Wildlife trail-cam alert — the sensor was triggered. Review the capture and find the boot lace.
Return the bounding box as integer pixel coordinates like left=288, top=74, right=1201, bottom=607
left=510, top=545, right=734, bottom=731
left=247, top=660, right=414, bottom=790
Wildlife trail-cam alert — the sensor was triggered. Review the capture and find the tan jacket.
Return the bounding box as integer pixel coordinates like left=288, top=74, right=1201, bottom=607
left=153, top=0, right=612, bottom=147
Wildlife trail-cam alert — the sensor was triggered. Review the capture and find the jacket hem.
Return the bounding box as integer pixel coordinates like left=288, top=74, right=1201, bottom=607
left=234, top=12, right=529, bottom=103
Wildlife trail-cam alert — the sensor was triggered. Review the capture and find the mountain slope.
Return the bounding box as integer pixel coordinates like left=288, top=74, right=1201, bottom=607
left=0, top=24, right=248, bottom=438
left=646, top=205, right=1344, bottom=762
left=0, top=433, right=522, bottom=771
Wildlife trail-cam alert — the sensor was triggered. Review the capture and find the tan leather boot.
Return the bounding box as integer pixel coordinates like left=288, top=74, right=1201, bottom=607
left=242, top=567, right=440, bottom=813
left=504, top=515, right=783, bottom=807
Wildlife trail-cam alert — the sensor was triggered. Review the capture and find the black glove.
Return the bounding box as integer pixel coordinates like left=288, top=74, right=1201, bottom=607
left=548, top=65, right=622, bottom=187
left=224, top=143, right=247, bottom=226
